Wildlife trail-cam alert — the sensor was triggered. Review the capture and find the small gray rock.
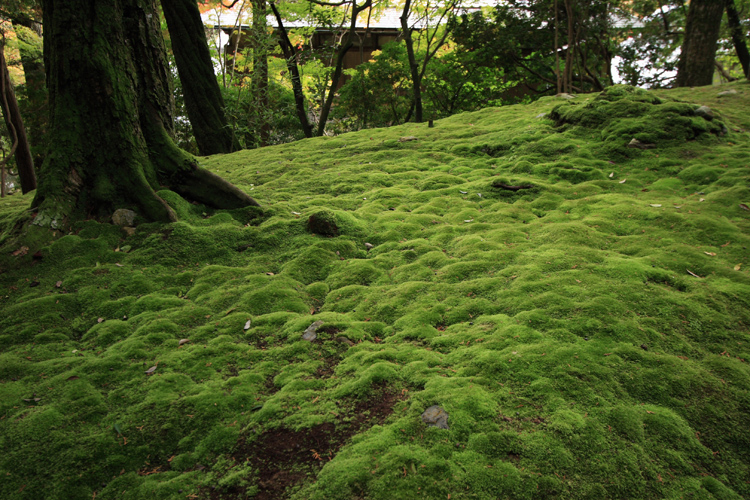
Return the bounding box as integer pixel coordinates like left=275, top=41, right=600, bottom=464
left=421, top=405, right=449, bottom=429
left=303, top=320, right=324, bottom=341
left=398, top=136, right=418, bottom=142
left=535, top=112, right=547, bottom=119
left=364, top=242, right=374, bottom=251
left=556, top=93, right=575, bottom=99
left=627, top=138, right=656, bottom=150
left=112, top=209, right=137, bottom=227
left=122, top=227, right=136, bottom=237
left=694, top=106, right=714, bottom=121
left=717, top=89, right=737, bottom=97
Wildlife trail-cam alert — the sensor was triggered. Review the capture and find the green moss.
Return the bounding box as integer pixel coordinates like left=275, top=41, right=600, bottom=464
left=2, top=81, right=750, bottom=500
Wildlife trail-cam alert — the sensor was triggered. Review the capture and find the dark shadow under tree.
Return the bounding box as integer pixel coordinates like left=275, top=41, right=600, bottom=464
left=32, top=0, right=258, bottom=230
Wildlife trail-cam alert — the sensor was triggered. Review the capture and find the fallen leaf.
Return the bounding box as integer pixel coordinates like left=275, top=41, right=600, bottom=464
left=55, top=281, right=63, bottom=288
left=649, top=204, right=662, bottom=207
left=608, top=172, right=614, bottom=178
left=145, top=365, right=157, bottom=375
left=464, top=219, right=474, bottom=223
left=619, top=179, right=626, bottom=184
left=291, top=211, right=301, bottom=215
left=704, top=252, right=716, bottom=256
left=686, top=269, right=702, bottom=278
left=735, top=263, right=743, bottom=271
left=178, top=339, right=190, bottom=346
left=29, top=281, right=40, bottom=287
left=739, top=203, right=749, bottom=211
left=646, top=411, right=655, bottom=414
left=266, top=272, right=274, bottom=276
left=115, top=263, right=123, bottom=267
left=699, top=198, right=705, bottom=202
left=243, top=319, right=252, bottom=330
left=97, top=317, right=104, bottom=323
left=12, top=246, right=29, bottom=257
left=721, top=241, right=731, bottom=247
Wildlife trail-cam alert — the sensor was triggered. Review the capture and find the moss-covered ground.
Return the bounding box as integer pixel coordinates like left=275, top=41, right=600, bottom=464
left=1, top=82, right=750, bottom=500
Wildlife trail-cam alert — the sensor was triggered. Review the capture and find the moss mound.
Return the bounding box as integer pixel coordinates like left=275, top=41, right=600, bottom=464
left=549, top=85, right=728, bottom=159
left=1, top=81, right=750, bottom=500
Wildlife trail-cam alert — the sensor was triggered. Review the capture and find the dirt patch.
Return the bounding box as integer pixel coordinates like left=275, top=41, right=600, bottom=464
left=208, top=386, right=403, bottom=500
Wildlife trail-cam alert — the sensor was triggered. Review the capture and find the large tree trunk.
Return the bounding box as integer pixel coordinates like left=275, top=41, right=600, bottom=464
left=400, top=0, right=423, bottom=123
left=1, top=38, right=36, bottom=194
left=725, top=0, right=750, bottom=78
left=33, top=0, right=258, bottom=229
left=161, top=0, right=239, bottom=155
left=675, top=0, right=724, bottom=87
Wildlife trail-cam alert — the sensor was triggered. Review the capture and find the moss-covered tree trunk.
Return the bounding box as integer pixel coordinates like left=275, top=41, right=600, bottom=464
left=1, top=37, right=36, bottom=194
left=675, top=0, right=724, bottom=87
left=12, top=20, right=48, bottom=170
left=32, top=0, right=258, bottom=229
left=161, top=0, right=239, bottom=155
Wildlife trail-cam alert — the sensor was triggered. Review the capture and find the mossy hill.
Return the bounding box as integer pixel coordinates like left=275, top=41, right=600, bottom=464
left=2, top=83, right=750, bottom=500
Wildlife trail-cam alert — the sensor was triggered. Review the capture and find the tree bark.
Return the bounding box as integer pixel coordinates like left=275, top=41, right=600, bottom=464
left=161, top=0, right=239, bottom=155
left=12, top=20, right=48, bottom=170
left=0, top=37, right=36, bottom=193
left=725, top=0, right=750, bottom=78
left=675, top=0, right=724, bottom=87
left=33, top=0, right=258, bottom=229
left=316, top=0, right=372, bottom=137
left=400, top=0, right=423, bottom=123
left=252, top=0, right=270, bottom=146
left=270, top=2, right=313, bottom=138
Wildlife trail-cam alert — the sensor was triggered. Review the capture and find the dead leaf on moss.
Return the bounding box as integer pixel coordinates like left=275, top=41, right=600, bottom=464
left=704, top=252, right=716, bottom=256
left=179, top=339, right=190, bottom=346
left=145, top=366, right=157, bottom=375
left=735, top=263, right=743, bottom=271
left=649, top=204, right=662, bottom=207
left=740, top=203, right=749, bottom=211
left=619, top=179, right=626, bottom=184
left=12, top=246, right=29, bottom=257
left=686, top=269, right=702, bottom=278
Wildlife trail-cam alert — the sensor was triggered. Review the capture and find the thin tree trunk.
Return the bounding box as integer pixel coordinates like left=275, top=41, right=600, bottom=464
left=554, top=0, right=561, bottom=94
left=400, top=0, right=423, bottom=123
left=252, top=0, right=270, bottom=146
left=316, top=0, right=373, bottom=137
left=12, top=20, right=47, bottom=170
left=675, top=0, right=724, bottom=87
left=33, top=0, right=257, bottom=229
left=161, top=0, right=239, bottom=155
left=564, top=0, right=575, bottom=93
left=0, top=37, right=36, bottom=193
left=725, top=0, right=750, bottom=78
left=270, top=2, right=313, bottom=138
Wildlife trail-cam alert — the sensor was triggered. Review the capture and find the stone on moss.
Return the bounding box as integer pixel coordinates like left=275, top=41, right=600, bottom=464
left=112, top=209, right=137, bottom=227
